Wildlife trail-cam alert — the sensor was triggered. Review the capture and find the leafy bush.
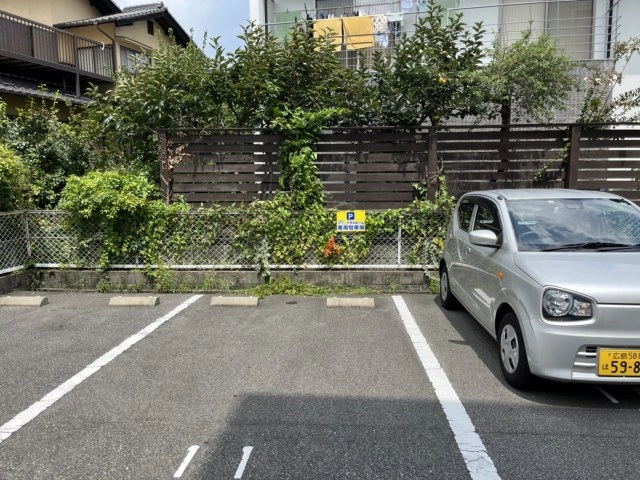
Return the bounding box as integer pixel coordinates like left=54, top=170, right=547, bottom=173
left=0, top=144, right=29, bottom=211
left=58, top=170, right=188, bottom=269
left=0, top=97, right=97, bottom=209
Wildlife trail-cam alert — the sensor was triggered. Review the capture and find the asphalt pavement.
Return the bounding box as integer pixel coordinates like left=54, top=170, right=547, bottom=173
left=0, top=292, right=639, bottom=479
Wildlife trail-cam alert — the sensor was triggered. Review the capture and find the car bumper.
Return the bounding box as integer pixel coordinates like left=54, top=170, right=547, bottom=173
left=524, top=304, right=640, bottom=383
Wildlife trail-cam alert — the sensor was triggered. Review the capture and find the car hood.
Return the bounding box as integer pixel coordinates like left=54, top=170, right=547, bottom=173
left=514, top=252, right=640, bottom=304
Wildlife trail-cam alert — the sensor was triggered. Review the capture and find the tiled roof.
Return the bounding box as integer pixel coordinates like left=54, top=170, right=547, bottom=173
left=0, top=74, right=89, bottom=105
left=122, top=3, right=164, bottom=12
left=53, top=3, right=190, bottom=46
left=55, top=3, right=167, bottom=27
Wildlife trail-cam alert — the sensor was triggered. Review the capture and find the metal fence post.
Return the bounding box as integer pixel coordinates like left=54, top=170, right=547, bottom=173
left=23, top=211, right=31, bottom=263
left=397, top=225, right=402, bottom=266
left=427, top=126, right=439, bottom=202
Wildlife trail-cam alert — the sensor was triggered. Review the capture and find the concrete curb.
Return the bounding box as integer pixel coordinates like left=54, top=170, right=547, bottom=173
left=0, top=296, right=48, bottom=307
left=326, top=297, right=375, bottom=308
left=108, top=296, right=160, bottom=307
left=211, top=296, right=260, bottom=307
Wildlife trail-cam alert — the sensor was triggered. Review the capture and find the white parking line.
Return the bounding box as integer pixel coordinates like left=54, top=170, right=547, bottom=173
left=0, top=295, right=203, bottom=445
left=174, top=445, right=200, bottom=478
left=596, top=387, right=619, bottom=404
left=393, top=296, right=501, bottom=480
left=234, top=446, right=254, bottom=479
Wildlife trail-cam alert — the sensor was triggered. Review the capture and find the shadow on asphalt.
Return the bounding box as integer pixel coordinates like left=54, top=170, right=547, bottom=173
left=197, top=393, right=468, bottom=479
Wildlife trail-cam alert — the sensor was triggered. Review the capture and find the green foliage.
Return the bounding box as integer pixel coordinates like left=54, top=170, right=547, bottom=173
left=271, top=107, right=343, bottom=198
left=227, top=175, right=455, bottom=278
left=0, top=144, right=29, bottom=211
left=58, top=170, right=188, bottom=269
left=428, top=276, right=440, bottom=295
left=226, top=24, right=282, bottom=127
left=480, top=29, right=576, bottom=125
left=233, top=195, right=333, bottom=268
left=242, top=274, right=379, bottom=297
left=228, top=23, right=367, bottom=127
left=81, top=35, right=231, bottom=178
left=578, top=37, right=640, bottom=123
left=0, top=97, right=96, bottom=208
left=369, top=0, right=486, bottom=126
left=367, top=178, right=456, bottom=265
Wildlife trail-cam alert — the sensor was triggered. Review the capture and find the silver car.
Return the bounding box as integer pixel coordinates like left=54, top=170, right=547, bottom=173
left=439, top=189, right=640, bottom=389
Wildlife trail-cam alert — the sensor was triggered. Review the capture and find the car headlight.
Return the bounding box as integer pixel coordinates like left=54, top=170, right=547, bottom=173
left=542, top=289, right=593, bottom=320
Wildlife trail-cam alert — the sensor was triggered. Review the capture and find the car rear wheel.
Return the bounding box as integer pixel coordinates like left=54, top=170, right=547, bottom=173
left=440, top=265, right=460, bottom=310
left=498, top=312, right=535, bottom=389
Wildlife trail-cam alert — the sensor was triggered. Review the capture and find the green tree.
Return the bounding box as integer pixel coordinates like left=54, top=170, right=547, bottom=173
left=0, top=144, right=29, bottom=211
left=368, top=0, right=486, bottom=126
left=81, top=35, right=230, bottom=178
left=480, top=29, right=576, bottom=126
left=226, top=24, right=282, bottom=127
left=227, top=22, right=369, bottom=127
left=578, top=37, right=640, bottom=123
left=0, top=97, right=96, bottom=208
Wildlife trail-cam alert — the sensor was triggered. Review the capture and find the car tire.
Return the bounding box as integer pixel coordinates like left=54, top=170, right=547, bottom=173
left=498, top=312, right=535, bottom=389
left=440, top=265, right=460, bottom=310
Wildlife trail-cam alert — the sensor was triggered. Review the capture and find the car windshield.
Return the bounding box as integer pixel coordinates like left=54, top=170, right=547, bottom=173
left=507, top=197, right=640, bottom=252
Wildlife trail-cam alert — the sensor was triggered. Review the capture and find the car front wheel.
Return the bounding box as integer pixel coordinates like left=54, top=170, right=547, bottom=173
left=498, top=312, right=535, bottom=389
left=439, top=264, right=460, bottom=310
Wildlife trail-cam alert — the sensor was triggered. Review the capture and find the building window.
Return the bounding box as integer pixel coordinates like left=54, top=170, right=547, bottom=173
left=147, top=20, right=154, bottom=35
left=499, top=0, right=594, bottom=60
left=546, top=0, right=593, bottom=60
left=120, top=45, right=151, bottom=73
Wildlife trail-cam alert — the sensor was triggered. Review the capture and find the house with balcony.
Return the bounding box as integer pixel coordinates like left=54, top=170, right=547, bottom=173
left=0, top=0, right=190, bottom=116
left=249, top=0, right=640, bottom=121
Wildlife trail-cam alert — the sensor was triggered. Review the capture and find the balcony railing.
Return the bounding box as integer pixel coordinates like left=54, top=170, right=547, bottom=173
left=266, top=0, right=621, bottom=64
left=0, top=10, right=114, bottom=79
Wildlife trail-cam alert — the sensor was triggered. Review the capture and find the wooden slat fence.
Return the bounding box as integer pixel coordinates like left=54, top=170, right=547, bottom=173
left=160, top=128, right=430, bottom=209
left=436, top=125, right=568, bottom=195
left=567, top=125, right=640, bottom=203
left=159, top=124, right=640, bottom=209
left=160, top=130, right=283, bottom=206
left=315, top=130, right=427, bottom=209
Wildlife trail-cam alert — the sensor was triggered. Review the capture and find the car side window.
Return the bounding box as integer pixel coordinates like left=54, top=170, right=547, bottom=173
left=473, top=200, right=502, bottom=235
left=458, top=198, right=475, bottom=232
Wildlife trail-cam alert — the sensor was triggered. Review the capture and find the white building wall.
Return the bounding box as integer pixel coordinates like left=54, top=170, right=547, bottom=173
left=248, top=0, right=640, bottom=120
left=614, top=0, right=640, bottom=102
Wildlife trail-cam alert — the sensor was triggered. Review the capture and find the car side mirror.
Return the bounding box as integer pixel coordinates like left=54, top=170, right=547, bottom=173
left=470, top=229, right=500, bottom=248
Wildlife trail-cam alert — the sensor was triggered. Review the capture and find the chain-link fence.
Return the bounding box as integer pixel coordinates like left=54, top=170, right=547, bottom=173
left=0, top=212, right=30, bottom=275
left=0, top=210, right=451, bottom=273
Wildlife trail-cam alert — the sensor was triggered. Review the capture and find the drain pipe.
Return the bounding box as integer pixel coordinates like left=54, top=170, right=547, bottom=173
left=264, top=0, right=269, bottom=34
left=96, top=22, right=117, bottom=74
left=606, top=0, right=614, bottom=60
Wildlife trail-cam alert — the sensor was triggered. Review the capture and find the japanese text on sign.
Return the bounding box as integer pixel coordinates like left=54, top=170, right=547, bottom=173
left=336, top=210, right=366, bottom=232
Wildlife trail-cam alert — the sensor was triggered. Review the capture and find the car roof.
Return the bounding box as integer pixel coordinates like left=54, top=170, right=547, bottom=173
left=461, top=189, right=624, bottom=202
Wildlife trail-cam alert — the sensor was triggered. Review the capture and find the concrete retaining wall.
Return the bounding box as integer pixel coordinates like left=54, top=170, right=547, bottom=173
left=0, top=271, right=29, bottom=294
left=27, top=269, right=429, bottom=293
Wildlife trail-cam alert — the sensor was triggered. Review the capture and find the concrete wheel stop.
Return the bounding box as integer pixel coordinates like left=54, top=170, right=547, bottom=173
left=108, top=296, right=160, bottom=307
left=0, top=296, right=49, bottom=307
left=326, top=297, right=375, bottom=308
left=210, top=296, right=260, bottom=307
